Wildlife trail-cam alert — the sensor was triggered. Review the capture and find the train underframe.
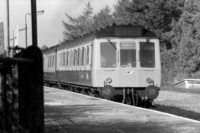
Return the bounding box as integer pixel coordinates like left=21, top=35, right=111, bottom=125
left=44, top=80, right=159, bottom=108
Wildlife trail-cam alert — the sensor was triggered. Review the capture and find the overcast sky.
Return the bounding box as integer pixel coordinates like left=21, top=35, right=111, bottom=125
left=0, top=0, right=118, bottom=49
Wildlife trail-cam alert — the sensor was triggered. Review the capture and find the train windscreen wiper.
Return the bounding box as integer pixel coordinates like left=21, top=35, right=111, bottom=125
left=107, top=39, right=116, bottom=50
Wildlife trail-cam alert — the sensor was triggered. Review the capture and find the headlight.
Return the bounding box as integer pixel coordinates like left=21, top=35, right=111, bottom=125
left=106, top=77, right=112, bottom=83
left=146, top=77, right=154, bottom=84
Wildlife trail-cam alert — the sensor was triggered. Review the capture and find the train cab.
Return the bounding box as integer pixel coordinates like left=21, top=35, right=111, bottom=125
left=92, top=25, right=161, bottom=104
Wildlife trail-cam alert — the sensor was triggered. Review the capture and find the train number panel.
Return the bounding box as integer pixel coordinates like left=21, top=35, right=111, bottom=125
left=43, top=24, right=161, bottom=107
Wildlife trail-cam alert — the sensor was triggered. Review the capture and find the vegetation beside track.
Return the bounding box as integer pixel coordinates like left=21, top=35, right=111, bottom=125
left=152, top=87, right=200, bottom=121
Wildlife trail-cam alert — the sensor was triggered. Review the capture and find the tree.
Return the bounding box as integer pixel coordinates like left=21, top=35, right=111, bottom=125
left=113, top=0, right=133, bottom=24
left=62, top=2, right=94, bottom=40
left=40, top=45, right=48, bottom=50
left=172, top=0, right=200, bottom=78
left=161, top=0, right=200, bottom=84
left=92, top=6, right=115, bottom=29
left=127, top=0, right=185, bottom=34
left=62, top=2, right=116, bottom=40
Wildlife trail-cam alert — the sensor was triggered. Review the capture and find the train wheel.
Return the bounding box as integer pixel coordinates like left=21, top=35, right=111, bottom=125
left=58, top=83, right=62, bottom=89
left=125, top=96, right=132, bottom=105
left=145, top=99, right=153, bottom=108
left=88, top=90, right=95, bottom=97
left=81, top=89, right=88, bottom=95
left=69, top=86, right=73, bottom=91
left=43, top=83, right=47, bottom=86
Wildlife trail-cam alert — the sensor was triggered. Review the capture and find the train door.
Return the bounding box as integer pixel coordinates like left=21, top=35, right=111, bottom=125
left=138, top=39, right=161, bottom=87
left=118, top=41, right=139, bottom=86
left=95, top=41, right=119, bottom=87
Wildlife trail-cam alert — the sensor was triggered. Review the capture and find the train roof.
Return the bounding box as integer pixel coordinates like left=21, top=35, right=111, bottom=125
left=42, top=44, right=59, bottom=54
left=43, top=24, right=157, bottom=52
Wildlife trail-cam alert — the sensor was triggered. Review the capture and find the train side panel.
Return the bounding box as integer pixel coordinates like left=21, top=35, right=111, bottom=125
left=43, top=47, right=57, bottom=84
left=56, top=71, right=92, bottom=86
left=56, top=41, right=93, bottom=87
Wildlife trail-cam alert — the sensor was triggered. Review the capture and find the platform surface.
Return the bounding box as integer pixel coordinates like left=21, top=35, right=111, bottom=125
left=44, top=87, right=200, bottom=133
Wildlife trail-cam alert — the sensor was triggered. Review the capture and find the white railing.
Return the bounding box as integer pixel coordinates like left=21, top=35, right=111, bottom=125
left=173, top=79, right=200, bottom=89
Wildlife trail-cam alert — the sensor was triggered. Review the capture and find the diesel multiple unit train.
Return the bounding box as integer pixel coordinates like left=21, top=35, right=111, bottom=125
left=42, top=24, right=161, bottom=107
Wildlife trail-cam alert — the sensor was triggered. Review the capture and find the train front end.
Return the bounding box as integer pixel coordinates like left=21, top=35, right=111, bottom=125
left=92, top=26, right=161, bottom=106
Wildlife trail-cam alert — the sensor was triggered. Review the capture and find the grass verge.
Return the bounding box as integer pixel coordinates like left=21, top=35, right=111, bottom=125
left=152, top=88, right=200, bottom=121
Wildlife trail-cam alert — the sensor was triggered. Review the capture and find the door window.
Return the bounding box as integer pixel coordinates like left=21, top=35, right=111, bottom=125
left=120, top=42, right=136, bottom=68
left=140, top=42, right=155, bottom=68
left=100, top=42, right=116, bottom=68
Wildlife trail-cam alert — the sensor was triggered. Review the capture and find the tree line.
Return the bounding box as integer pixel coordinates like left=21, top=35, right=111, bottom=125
left=62, top=0, right=200, bottom=86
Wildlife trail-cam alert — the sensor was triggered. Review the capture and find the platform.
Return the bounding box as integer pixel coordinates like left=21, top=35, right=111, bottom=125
left=44, top=87, right=200, bottom=133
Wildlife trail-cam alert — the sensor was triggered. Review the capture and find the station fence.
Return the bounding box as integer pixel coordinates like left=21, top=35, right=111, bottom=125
left=0, top=46, right=44, bottom=133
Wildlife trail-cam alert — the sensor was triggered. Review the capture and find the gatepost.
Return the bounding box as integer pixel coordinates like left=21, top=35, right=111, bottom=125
left=18, top=46, right=44, bottom=133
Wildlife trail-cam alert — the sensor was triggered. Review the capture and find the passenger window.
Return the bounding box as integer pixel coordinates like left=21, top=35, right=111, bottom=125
left=71, top=50, right=73, bottom=66
left=50, top=56, right=51, bottom=68
left=59, top=53, right=61, bottom=67
left=53, top=55, right=55, bottom=67
left=61, top=52, right=63, bottom=67
left=72, top=50, right=74, bottom=66
left=87, top=46, right=90, bottom=65
left=81, top=47, right=84, bottom=66
left=79, top=48, right=81, bottom=66
left=53, top=55, right=54, bottom=67
left=60, top=53, right=62, bottom=67
left=54, top=55, right=55, bottom=67
left=83, top=47, right=86, bottom=66
left=66, top=51, right=68, bottom=67
left=69, top=51, right=71, bottom=66
left=51, top=55, right=53, bottom=67
left=140, top=42, right=155, bottom=68
left=50, top=56, right=52, bottom=68
left=47, top=56, right=49, bottom=67
left=69, top=51, right=72, bottom=66
left=73, top=49, right=76, bottom=66
left=62, top=52, right=64, bottom=67
left=51, top=55, right=52, bottom=67
left=76, top=49, right=79, bottom=66
left=63, top=52, right=65, bottom=67
left=60, top=53, right=61, bottom=67
left=100, top=42, right=116, bottom=68
left=52, top=55, right=54, bottom=67
left=120, top=42, right=136, bottom=68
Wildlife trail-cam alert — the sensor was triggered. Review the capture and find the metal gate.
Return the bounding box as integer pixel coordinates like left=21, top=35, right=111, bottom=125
left=0, top=46, right=43, bottom=133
